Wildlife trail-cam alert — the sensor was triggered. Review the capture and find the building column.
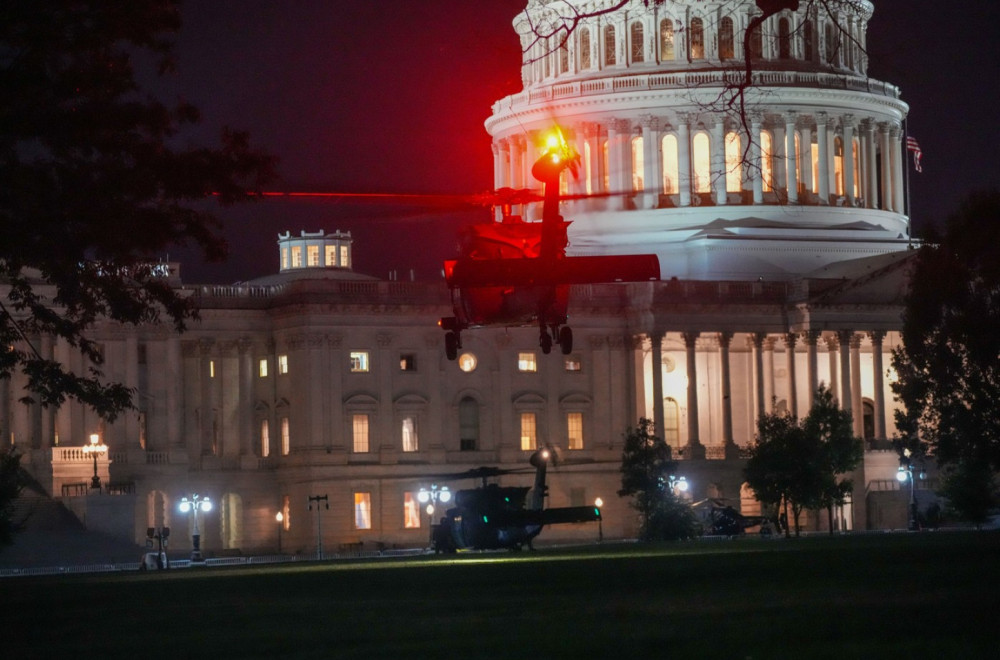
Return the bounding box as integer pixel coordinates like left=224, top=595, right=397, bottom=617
left=585, top=123, right=604, bottom=198
left=682, top=332, right=704, bottom=459
left=850, top=334, right=864, bottom=438
left=863, top=119, right=878, bottom=209
left=816, top=112, right=830, bottom=204
left=718, top=332, right=738, bottom=458
left=678, top=115, right=692, bottom=207
left=711, top=119, right=727, bottom=205
left=124, top=335, right=139, bottom=447
left=784, top=333, right=798, bottom=418
left=496, top=139, right=510, bottom=189
left=837, top=331, right=853, bottom=419
left=763, top=337, right=776, bottom=413
left=750, top=114, right=763, bottom=205
left=825, top=335, right=840, bottom=404
left=799, top=123, right=813, bottom=199
left=843, top=115, right=856, bottom=205
left=166, top=336, right=183, bottom=450
left=641, top=115, right=661, bottom=209
left=890, top=125, right=905, bottom=214
left=197, top=339, right=215, bottom=458
left=238, top=338, right=254, bottom=457
left=785, top=112, right=799, bottom=204
left=804, top=331, right=820, bottom=410
left=750, top=333, right=766, bottom=423
left=651, top=333, right=665, bottom=445
left=879, top=122, right=893, bottom=212
left=869, top=331, right=887, bottom=443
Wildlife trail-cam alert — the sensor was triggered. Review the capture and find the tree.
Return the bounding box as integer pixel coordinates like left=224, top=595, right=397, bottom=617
left=0, top=446, right=25, bottom=547
left=618, top=418, right=700, bottom=540
left=744, top=386, right=861, bottom=536
left=938, top=459, right=999, bottom=528
left=1, top=1, right=276, bottom=421
left=891, top=190, right=1000, bottom=475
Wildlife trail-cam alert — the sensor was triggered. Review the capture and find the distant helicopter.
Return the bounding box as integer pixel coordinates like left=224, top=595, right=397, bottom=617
left=425, top=446, right=602, bottom=553
left=438, top=126, right=660, bottom=360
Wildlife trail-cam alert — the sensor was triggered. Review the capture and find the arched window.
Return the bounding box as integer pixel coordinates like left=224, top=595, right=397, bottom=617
left=604, top=24, right=616, bottom=66
left=580, top=28, right=591, bottom=69
left=749, top=22, right=763, bottom=60
left=631, top=136, right=644, bottom=192
left=803, top=20, right=814, bottom=62
left=459, top=397, right=479, bottom=451
left=778, top=17, right=792, bottom=59
left=862, top=400, right=875, bottom=442
left=662, top=134, right=679, bottom=194
left=761, top=131, right=774, bottom=193
left=719, top=17, right=734, bottom=60
left=630, top=21, right=644, bottom=63
left=725, top=132, right=742, bottom=193
left=659, top=19, right=674, bottom=60
left=664, top=397, right=680, bottom=446
left=260, top=419, right=270, bottom=457
left=689, top=17, right=704, bottom=60
left=692, top=133, right=711, bottom=193
left=834, top=136, right=845, bottom=196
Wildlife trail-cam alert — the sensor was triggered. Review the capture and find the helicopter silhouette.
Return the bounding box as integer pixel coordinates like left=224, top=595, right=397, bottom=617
left=423, top=446, right=602, bottom=553
left=438, top=127, right=660, bottom=360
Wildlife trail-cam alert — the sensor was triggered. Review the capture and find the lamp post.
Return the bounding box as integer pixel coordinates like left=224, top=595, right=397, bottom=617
left=896, top=465, right=924, bottom=531
left=178, top=494, right=212, bottom=562
left=595, top=497, right=604, bottom=543
left=82, top=433, right=107, bottom=490
left=308, top=494, right=328, bottom=560
left=417, top=484, right=452, bottom=549
left=275, top=511, right=284, bottom=554
left=668, top=475, right=689, bottom=496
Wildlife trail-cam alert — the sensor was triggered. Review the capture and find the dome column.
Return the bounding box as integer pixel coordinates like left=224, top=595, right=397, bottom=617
left=891, top=125, right=905, bottom=213
left=798, top=121, right=813, bottom=202
left=640, top=115, right=662, bottom=209
left=678, top=115, right=692, bottom=207
left=750, top=115, right=763, bottom=205
left=879, top=122, right=892, bottom=211
left=785, top=111, right=799, bottom=204
left=862, top=119, right=878, bottom=209
left=711, top=119, right=727, bottom=205
left=816, top=112, right=830, bottom=204
left=495, top=140, right=509, bottom=190
left=843, top=115, right=856, bottom=205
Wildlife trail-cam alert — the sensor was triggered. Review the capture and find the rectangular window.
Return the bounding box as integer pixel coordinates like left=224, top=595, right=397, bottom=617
left=399, top=354, right=416, bottom=371
left=209, top=360, right=216, bottom=378
left=520, top=413, right=537, bottom=451
left=352, top=414, right=370, bottom=453
left=281, top=247, right=289, bottom=270
left=280, top=417, right=290, bottom=456
left=260, top=420, right=270, bottom=457
left=517, top=352, right=537, bottom=373
left=325, top=245, right=337, bottom=267
left=567, top=412, right=584, bottom=450
left=402, top=416, right=418, bottom=452
left=340, top=245, right=350, bottom=268
left=404, top=492, right=421, bottom=529
left=354, top=492, right=372, bottom=530
left=278, top=354, right=288, bottom=374
left=291, top=246, right=302, bottom=268
left=564, top=356, right=582, bottom=371
left=258, top=358, right=268, bottom=378
left=350, top=351, right=369, bottom=373
left=307, top=245, right=320, bottom=266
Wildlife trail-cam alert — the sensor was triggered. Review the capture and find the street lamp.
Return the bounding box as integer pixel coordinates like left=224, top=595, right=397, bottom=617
left=896, top=464, right=925, bottom=531
left=595, top=497, right=604, bottom=543
left=308, top=494, right=329, bottom=560
left=668, top=475, right=689, bottom=496
left=275, top=511, right=284, bottom=553
left=417, top=484, right=452, bottom=548
left=82, top=433, right=107, bottom=490
left=178, top=494, right=212, bottom=562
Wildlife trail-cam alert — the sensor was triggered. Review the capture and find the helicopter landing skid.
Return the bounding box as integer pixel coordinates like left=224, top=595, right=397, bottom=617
left=539, top=323, right=573, bottom=355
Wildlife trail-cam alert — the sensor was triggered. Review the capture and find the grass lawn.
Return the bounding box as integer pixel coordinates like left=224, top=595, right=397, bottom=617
left=4, top=532, right=999, bottom=659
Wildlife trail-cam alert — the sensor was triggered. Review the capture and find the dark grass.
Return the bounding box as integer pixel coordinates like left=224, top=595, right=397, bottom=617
left=4, top=532, right=999, bottom=659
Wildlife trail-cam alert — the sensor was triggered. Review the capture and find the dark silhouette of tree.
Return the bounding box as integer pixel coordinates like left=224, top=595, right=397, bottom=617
left=938, top=459, right=998, bottom=528
left=618, top=418, right=699, bottom=540
left=0, top=446, right=25, bottom=547
left=1, top=1, right=276, bottom=420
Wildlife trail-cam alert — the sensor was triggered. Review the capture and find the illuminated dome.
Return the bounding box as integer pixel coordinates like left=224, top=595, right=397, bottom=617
left=486, top=0, right=911, bottom=280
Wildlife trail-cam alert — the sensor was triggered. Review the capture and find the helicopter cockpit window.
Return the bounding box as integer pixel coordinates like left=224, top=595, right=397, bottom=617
left=517, top=352, right=537, bottom=372
left=458, top=353, right=477, bottom=372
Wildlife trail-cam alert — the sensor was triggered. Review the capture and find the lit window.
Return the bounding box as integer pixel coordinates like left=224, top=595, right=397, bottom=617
left=664, top=398, right=680, bottom=446
left=662, top=134, right=678, bottom=194
left=209, top=360, right=215, bottom=379
left=520, top=413, right=537, bottom=451
left=404, top=493, right=421, bottom=529
left=350, top=351, right=369, bottom=373
left=291, top=246, right=302, bottom=268
left=402, top=416, right=418, bottom=452
left=564, top=356, right=582, bottom=371
left=352, top=414, right=369, bottom=453
left=630, top=22, right=644, bottom=63
left=725, top=132, right=742, bottom=193
left=659, top=19, right=674, bottom=60
left=281, top=247, right=289, bottom=270
left=518, top=352, right=537, bottom=373
left=458, top=353, right=477, bottom=373
left=281, top=495, right=290, bottom=530
left=278, top=354, right=288, bottom=374
left=567, top=412, right=584, bottom=450
left=280, top=417, right=290, bottom=456
left=631, top=136, right=644, bottom=192
left=604, top=25, right=616, bottom=66
left=258, top=358, right=268, bottom=378
left=719, top=17, right=734, bottom=60
left=307, top=245, right=320, bottom=266
left=692, top=133, right=711, bottom=193
left=400, top=354, right=417, bottom=372
left=354, top=492, right=371, bottom=530
left=325, top=245, right=337, bottom=267
left=689, top=17, right=704, bottom=60
left=340, top=245, right=349, bottom=269
left=260, top=420, right=270, bottom=458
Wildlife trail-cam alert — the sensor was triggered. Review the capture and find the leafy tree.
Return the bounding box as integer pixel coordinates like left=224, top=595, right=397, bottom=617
left=938, top=459, right=999, bottom=528
left=1, top=0, right=276, bottom=421
left=891, top=191, right=1000, bottom=475
left=0, top=446, right=25, bottom=547
left=618, top=418, right=699, bottom=540
left=804, top=386, right=863, bottom=534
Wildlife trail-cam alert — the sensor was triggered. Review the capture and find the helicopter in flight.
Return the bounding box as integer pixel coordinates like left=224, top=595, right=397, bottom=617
left=438, top=127, right=660, bottom=360
left=422, top=446, right=602, bottom=553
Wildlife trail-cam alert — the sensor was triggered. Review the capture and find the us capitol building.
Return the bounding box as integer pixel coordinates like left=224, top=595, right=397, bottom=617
left=6, top=0, right=922, bottom=556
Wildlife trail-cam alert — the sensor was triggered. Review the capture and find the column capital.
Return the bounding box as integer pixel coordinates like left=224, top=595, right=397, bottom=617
left=749, top=332, right=767, bottom=349
left=682, top=331, right=700, bottom=348
left=800, top=329, right=821, bottom=346
left=868, top=329, right=886, bottom=345
left=638, top=114, right=660, bottom=131
left=717, top=331, right=733, bottom=349
left=783, top=332, right=797, bottom=349
left=837, top=329, right=855, bottom=345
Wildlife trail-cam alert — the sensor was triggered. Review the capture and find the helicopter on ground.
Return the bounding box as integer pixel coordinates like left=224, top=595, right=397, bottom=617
left=438, top=127, right=660, bottom=360
left=424, top=446, right=602, bottom=553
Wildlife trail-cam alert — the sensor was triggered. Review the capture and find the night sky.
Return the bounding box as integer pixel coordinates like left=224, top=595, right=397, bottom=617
left=161, top=0, right=1000, bottom=284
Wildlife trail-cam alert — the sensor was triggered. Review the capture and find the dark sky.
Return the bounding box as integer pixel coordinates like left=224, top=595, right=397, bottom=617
left=162, top=0, right=1000, bottom=284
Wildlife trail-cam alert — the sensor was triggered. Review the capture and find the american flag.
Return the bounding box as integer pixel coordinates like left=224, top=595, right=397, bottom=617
left=906, top=136, right=923, bottom=173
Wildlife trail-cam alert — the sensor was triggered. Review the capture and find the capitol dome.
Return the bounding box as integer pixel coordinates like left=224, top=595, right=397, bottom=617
left=486, top=0, right=911, bottom=280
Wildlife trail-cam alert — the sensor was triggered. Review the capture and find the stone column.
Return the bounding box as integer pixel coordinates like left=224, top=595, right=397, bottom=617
left=890, top=125, right=905, bottom=213
left=870, top=331, right=887, bottom=442
left=837, top=331, right=853, bottom=417
left=804, top=331, right=820, bottom=410
left=763, top=337, right=775, bottom=413
left=166, top=336, right=183, bottom=450
left=850, top=334, right=864, bottom=438
left=843, top=114, right=856, bottom=205
left=238, top=338, right=254, bottom=456
left=678, top=115, right=692, bottom=207
left=750, top=114, right=763, bottom=205
left=641, top=115, right=661, bottom=209
left=863, top=119, right=878, bottom=209
left=38, top=335, right=54, bottom=448
left=799, top=122, right=813, bottom=197
left=198, top=338, right=214, bottom=457
left=585, top=123, right=604, bottom=197
left=879, top=122, right=892, bottom=212
left=784, top=333, right=798, bottom=418
left=711, top=119, right=727, bottom=205
left=785, top=112, right=799, bottom=204
left=682, top=332, right=704, bottom=459
left=124, top=334, right=139, bottom=446
left=718, top=332, right=738, bottom=458
left=750, top=333, right=766, bottom=422
left=816, top=112, right=830, bottom=204
left=491, top=142, right=502, bottom=191
left=497, top=139, right=510, bottom=189
left=651, top=333, right=665, bottom=444
left=508, top=135, right=524, bottom=191
left=825, top=335, right=840, bottom=404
